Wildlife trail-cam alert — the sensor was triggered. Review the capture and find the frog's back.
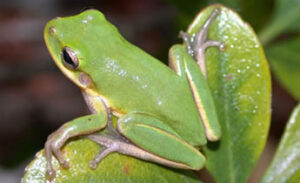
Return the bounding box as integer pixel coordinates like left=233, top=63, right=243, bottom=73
left=95, top=43, right=206, bottom=146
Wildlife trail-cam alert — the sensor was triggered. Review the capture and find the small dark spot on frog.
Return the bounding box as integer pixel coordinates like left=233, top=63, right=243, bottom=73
left=88, top=118, right=91, bottom=121
left=225, top=74, right=233, bottom=81
left=49, top=26, right=56, bottom=35
left=123, top=163, right=131, bottom=175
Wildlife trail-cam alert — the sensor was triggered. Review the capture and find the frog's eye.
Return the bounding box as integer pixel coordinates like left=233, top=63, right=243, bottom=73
left=62, top=47, right=79, bottom=70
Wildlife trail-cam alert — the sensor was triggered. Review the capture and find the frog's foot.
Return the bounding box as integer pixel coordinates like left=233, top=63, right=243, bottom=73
left=87, top=134, right=201, bottom=170
left=180, top=8, right=225, bottom=77
left=88, top=135, right=127, bottom=169
left=88, top=134, right=158, bottom=169
left=45, top=128, right=70, bottom=180
left=44, top=114, right=107, bottom=180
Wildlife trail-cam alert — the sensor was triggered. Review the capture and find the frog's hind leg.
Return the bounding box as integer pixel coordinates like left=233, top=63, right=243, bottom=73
left=88, top=113, right=205, bottom=170
left=180, top=8, right=225, bottom=77
left=169, top=45, right=221, bottom=141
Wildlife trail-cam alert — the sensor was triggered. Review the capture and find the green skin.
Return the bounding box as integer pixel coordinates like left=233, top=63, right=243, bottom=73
left=44, top=8, right=223, bottom=180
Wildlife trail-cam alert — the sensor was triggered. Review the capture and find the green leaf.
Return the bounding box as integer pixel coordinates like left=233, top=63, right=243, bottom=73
left=258, top=0, right=300, bottom=45
left=22, top=138, right=201, bottom=183
left=266, top=37, right=300, bottom=101
left=261, top=104, right=300, bottom=183
left=186, top=5, right=271, bottom=183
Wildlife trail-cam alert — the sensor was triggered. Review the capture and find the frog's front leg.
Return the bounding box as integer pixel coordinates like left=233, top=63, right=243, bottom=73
left=88, top=113, right=205, bottom=170
left=180, top=8, right=225, bottom=77
left=44, top=111, right=108, bottom=180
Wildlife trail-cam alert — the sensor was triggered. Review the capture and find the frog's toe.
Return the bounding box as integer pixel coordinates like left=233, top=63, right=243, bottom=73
left=89, top=161, right=98, bottom=170
left=52, top=144, right=69, bottom=169
left=203, top=40, right=225, bottom=51
left=46, top=168, right=56, bottom=181
left=219, top=43, right=226, bottom=51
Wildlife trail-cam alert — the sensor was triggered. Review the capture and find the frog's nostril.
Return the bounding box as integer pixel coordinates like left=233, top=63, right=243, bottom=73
left=49, top=26, right=56, bottom=35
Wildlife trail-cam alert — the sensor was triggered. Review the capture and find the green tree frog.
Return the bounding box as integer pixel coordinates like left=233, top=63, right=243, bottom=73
left=44, top=8, right=224, bottom=179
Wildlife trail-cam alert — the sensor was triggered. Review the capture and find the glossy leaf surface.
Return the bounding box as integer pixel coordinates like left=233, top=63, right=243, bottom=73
left=186, top=5, right=271, bottom=183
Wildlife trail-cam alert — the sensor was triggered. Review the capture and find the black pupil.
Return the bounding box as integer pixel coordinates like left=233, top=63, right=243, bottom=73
left=63, top=49, right=75, bottom=66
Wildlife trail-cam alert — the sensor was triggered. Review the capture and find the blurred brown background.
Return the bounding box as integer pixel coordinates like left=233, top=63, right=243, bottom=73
left=0, top=0, right=297, bottom=182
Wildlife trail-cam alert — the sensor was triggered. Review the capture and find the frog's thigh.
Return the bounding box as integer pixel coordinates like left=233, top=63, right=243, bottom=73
left=117, top=113, right=205, bottom=170
left=169, top=45, right=221, bottom=141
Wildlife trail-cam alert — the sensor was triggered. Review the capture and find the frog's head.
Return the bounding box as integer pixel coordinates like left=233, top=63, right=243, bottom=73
left=44, top=9, right=120, bottom=91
